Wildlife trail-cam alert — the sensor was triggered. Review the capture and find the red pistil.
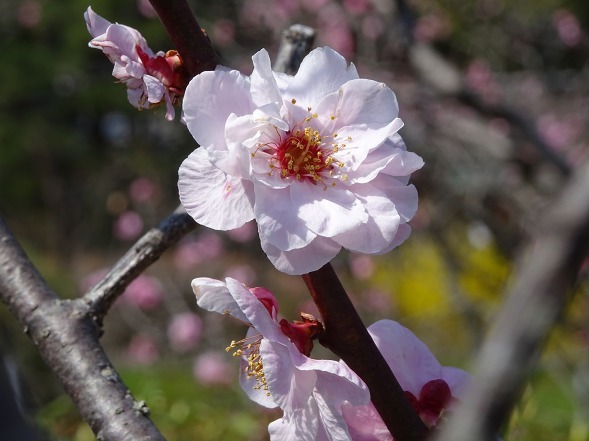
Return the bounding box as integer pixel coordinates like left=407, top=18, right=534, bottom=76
left=136, top=45, right=188, bottom=93
left=279, top=313, right=323, bottom=356
left=276, top=128, right=332, bottom=183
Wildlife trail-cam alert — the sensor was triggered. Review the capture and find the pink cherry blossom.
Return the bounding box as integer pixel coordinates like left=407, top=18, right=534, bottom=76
left=121, top=274, right=163, bottom=310
left=193, top=351, right=234, bottom=386
left=341, top=320, right=470, bottom=440
left=127, top=334, right=159, bottom=365
left=167, top=312, right=203, bottom=353
left=179, top=47, right=423, bottom=274
left=192, top=277, right=370, bottom=440
left=84, top=7, right=187, bottom=120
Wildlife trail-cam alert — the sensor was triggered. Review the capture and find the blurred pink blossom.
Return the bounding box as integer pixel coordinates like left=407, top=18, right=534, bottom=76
left=465, top=59, right=501, bottom=102
left=364, top=289, right=392, bottom=313
left=173, top=232, right=224, bottom=270
left=301, top=0, right=330, bottom=12
left=224, top=264, right=257, bottom=286
left=127, top=334, right=159, bottom=365
left=18, top=1, right=41, bottom=28
left=113, top=210, right=144, bottom=241
left=225, top=221, right=257, bottom=243
left=167, top=312, right=203, bottom=353
left=537, top=114, right=582, bottom=151
left=276, top=0, right=301, bottom=16
left=193, top=351, right=234, bottom=385
left=212, top=19, right=236, bottom=47
left=129, top=177, right=157, bottom=204
left=318, top=6, right=355, bottom=57
left=122, top=274, right=163, bottom=310
left=343, top=0, right=370, bottom=15
left=361, top=14, right=385, bottom=40
left=414, top=14, right=451, bottom=43
left=349, top=254, right=375, bottom=280
left=552, top=9, right=582, bottom=47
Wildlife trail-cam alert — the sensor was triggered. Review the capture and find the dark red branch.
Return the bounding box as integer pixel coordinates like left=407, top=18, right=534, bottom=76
left=303, top=264, right=428, bottom=441
left=148, top=0, right=220, bottom=77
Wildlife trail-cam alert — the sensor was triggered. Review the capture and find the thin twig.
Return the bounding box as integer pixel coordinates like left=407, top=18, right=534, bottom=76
left=0, top=216, right=166, bottom=440
left=303, top=265, right=428, bottom=441
left=273, top=24, right=316, bottom=75
left=435, top=158, right=589, bottom=441
left=83, top=208, right=197, bottom=323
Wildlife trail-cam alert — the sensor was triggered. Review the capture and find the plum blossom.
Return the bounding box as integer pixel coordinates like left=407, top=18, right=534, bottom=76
left=192, top=277, right=370, bottom=440
left=179, top=47, right=423, bottom=275
left=341, top=320, right=470, bottom=440
left=84, top=7, right=187, bottom=120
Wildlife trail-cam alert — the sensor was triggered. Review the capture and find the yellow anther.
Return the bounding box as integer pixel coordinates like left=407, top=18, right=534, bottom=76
left=291, top=98, right=296, bottom=104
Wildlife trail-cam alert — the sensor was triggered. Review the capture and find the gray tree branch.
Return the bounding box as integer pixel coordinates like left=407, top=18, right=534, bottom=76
left=435, top=157, right=589, bottom=441
left=0, top=216, right=166, bottom=440
left=83, top=208, right=197, bottom=324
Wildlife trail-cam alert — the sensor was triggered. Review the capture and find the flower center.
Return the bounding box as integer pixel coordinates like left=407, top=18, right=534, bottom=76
left=275, top=126, right=330, bottom=182
left=253, top=105, right=351, bottom=187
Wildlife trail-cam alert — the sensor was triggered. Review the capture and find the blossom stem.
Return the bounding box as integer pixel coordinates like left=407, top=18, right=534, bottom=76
left=147, top=0, right=220, bottom=77
left=303, top=263, right=428, bottom=441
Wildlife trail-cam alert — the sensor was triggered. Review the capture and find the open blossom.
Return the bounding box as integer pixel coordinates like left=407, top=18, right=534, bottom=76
left=341, top=320, right=470, bottom=440
left=84, top=6, right=187, bottom=120
left=192, top=277, right=369, bottom=440
left=179, top=47, right=423, bottom=275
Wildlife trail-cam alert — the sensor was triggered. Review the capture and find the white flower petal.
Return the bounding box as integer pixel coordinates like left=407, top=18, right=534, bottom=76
left=127, top=87, right=144, bottom=109
left=254, top=185, right=317, bottom=251
left=285, top=47, right=359, bottom=109
left=178, top=148, right=254, bottom=230
left=441, top=366, right=471, bottom=399
left=371, top=175, right=419, bottom=223
left=261, top=236, right=342, bottom=275
left=268, top=396, right=320, bottom=441
left=380, top=135, right=425, bottom=177
left=334, top=118, right=404, bottom=172
left=348, top=136, right=423, bottom=184
left=313, top=391, right=354, bottom=441
left=292, top=182, right=368, bottom=238
left=342, top=401, right=393, bottom=441
left=191, top=277, right=249, bottom=323
left=250, top=49, right=283, bottom=106
left=84, top=7, right=111, bottom=39
left=183, top=69, right=254, bottom=150
left=333, top=184, right=400, bottom=254
left=324, top=78, right=400, bottom=128
left=367, top=320, right=442, bottom=395
left=143, top=74, right=165, bottom=103
left=262, top=340, right=318, bottom=414
left=224, top=279, right=287, bottom=344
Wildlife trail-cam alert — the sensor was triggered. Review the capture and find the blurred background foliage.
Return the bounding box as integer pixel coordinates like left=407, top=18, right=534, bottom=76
left=1, top=0, right=589, bottom=439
